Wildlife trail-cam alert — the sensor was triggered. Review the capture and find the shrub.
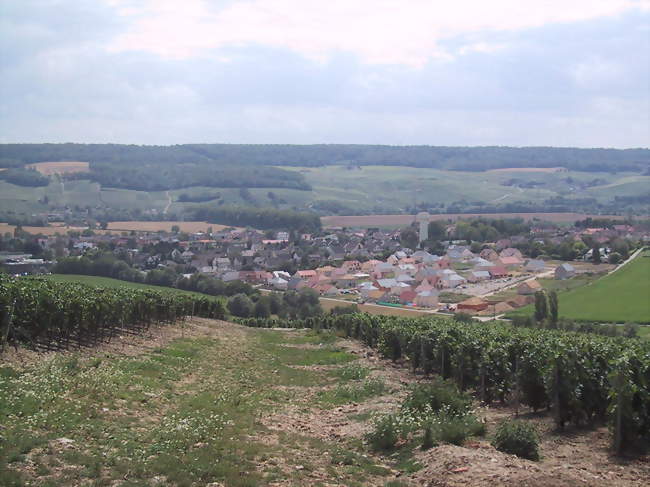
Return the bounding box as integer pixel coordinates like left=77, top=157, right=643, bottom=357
left=491, top=420, right=540, bottom=460
left=402, top=379, right=472, bottom=417
left=227, top=293, right=254, bottom=317
left=429, top=410, right=486, bottom=446
left=366, top=414, right=400, bottom=451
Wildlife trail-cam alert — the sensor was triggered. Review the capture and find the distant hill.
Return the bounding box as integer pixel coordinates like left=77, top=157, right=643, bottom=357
left=1, top=143, right=648, bottom=173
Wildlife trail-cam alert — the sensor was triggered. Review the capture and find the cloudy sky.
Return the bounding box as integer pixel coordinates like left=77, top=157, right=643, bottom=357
left=1, top=0, right=649, bottom=147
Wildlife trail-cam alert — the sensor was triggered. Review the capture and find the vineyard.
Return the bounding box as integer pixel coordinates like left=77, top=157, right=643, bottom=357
left=0, top=275, right=225, bottom=350
left=237, top=314, right=650, bottom=453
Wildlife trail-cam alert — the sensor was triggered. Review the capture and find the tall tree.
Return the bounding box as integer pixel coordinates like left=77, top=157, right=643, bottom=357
left=534, top=291, right=548, bottom=323
left=592, top=244, right=601, bottom=264
left=548, top=291, right=559, bottom=328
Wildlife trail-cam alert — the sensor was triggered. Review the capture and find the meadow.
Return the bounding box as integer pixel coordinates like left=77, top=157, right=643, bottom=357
left=509, top=250, right=650, bottom=324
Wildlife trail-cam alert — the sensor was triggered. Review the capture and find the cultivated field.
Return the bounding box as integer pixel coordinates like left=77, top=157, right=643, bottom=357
left=106, top=221, right=237, bottom=233
left=2, top=320, right=648, bottom=486
left=321, top=212, right=636, bottom=228
left=0, top=223, right=89, bottom=236
left=26, top=161, right=90, bottom=175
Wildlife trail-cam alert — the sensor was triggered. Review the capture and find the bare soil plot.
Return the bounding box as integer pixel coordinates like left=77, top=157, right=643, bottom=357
left=26, top=161, right=90, bottom=175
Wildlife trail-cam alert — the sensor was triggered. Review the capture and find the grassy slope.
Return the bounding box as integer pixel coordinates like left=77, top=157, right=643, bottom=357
left=2, top=167, right=648, bottom=217
left=0, top=324, right=403, bottom=486
left=43, top=274, right=224, bottom=301
left=555, top=250, right=650, bottom=323
left=509, top=251, right=650, bottom=323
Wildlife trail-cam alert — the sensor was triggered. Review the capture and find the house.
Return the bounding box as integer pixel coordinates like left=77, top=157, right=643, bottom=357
left=342, top=260, right=362, bottom=272
left=415, top=281, right=435, bottom=293
left=457, top=297, right=489, bottom=313
left=399, top=289, right=417, bottom=305
left=489, top=266, right=508, bottom=278
left=268, top=276, right=288, bottom=290
left=334, top=274, right=358, bottom=288
left=480, top=248, right=499, bottom=261
left=222, top=271, right=241, bottom=282
left=499, top=256, right=524, bottom=268
left=555, top=263, right=576, bottom=280
left=517, top=280, right=542, bottom=295
left=287, top=276, right=307, bottom=290
left=376, top=278, right=399, bottom=291
left=500, top=248, right=523, bottom=259
left=415, top=290, right=439, bottom=308
left=295, top=269, right=317, bottom=279
left=438, top=273, right=466, bottom=288
left=525, top=259, right=546, bottom=273
left=467, top=270, right=491, bottom=282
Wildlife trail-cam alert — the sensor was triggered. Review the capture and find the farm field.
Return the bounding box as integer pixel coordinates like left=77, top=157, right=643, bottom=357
left=2, top=320, right=648, bottom=486
left=510, top=250, right=650, bottom=323
left=25, top=161, right=89, bottom=175
left=281, top=165, right=650, bottom=215
left=43, top=274, right=224, bottom=302
left=0, top=223, right=90, bottom=236
left=2, top=165, right=650, bottom=223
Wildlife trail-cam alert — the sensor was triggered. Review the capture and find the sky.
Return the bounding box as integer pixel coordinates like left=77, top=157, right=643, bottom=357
left=0, top=0, right=649, bottom=147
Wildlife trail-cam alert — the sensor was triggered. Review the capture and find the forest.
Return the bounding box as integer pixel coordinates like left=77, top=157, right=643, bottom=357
left=1, top=143, right=648, bottom=174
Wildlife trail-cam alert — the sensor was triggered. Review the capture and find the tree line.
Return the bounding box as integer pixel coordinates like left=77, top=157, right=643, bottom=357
left=2, top=143, right=647, bottom=173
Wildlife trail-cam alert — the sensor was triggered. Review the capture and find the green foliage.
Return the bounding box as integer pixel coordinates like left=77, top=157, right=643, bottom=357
left=237, top=312, right=650, bottom=453
left=402, top=379, right=472, bottom=417
left=0, top=275, right=224, bottom=350
left=608, top=252, right=622, bottom=264
left=548, top=291, right=559, bottom=327
left=534, top=291, right=548, bottom=322
left=366, top=414, right=400, bottom=451
left=491, top=420, right=540, bottom=460
left=2, top=143, right=647, bottom=173
left=227, top=293, right=254, bottom=318
left=0, top=168, right=49, bottom=187
left=318, top=378, right=386, bottom=406
left=190, top=205, right=321, bottom=232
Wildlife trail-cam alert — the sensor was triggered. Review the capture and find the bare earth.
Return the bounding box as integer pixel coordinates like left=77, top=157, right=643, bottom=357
left=26, top=161, right=90, bottom=175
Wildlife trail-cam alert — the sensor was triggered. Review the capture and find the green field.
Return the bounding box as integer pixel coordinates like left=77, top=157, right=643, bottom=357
left=510, top=251, right=650, bottom=323
left=43, top=274, right=223, bottom=302
left=2, top=166, right=649, bottom=218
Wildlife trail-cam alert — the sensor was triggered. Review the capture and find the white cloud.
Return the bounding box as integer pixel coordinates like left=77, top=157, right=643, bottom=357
left=107, top=0, right=649, bottom=66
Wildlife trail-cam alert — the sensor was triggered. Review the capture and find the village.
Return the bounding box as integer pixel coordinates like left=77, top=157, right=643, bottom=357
left=1, top=215, right=646, bottom=317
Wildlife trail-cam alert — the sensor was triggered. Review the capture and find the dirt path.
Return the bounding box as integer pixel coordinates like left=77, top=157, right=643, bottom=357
left=163, top=190, right=172, bottom=215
